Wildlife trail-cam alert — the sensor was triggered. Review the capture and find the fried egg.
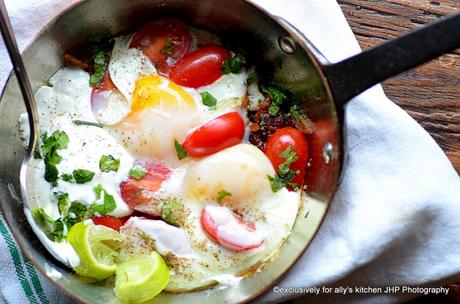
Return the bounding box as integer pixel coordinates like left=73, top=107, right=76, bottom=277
left=120, top=144, right=300, bottom=292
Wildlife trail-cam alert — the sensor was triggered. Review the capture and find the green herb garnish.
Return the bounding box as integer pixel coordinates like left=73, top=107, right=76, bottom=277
left=289, top=105, right=303, bottom=123
left=216, top=189, right=232, bottom=204
left=129, top=166, right=147, bottom=180
left=268, top=146, right=300, bottom=192
left=89, top=51, right=110, bottom=88
left=55, top=192, right=69, bottom=216
left=61, top=173, right=74, bottom=182
left=51, top=219, right=66, bottom=242
left=160, top=198, right=183, bottom=226
left=261, top=86, right=286, bottom=116
left=99, top=155, right=120, bottom=172
left=72, top=169, right=95, bottom=184
left=174, top=140, right=188, bottom=160
left=200, top=91, right=217, bottom=108
left=222, top=53, right=246, bottom=74
left=87, top=184, right=117, bottom=216
left=161, top=37, right=176, bottom=56
left=41, top=130, right=69, bottom=185
left=32, top=208, right=53, bottom=226
left=72, top=120, right=103, bottom=128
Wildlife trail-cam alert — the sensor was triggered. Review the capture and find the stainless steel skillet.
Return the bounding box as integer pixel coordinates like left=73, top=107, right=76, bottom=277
left=0, top=0, right=458, bottom=303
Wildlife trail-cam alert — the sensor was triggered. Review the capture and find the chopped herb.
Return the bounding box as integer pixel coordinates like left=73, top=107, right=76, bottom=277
left=51, top=219, right=66, bottom=242
left=268, top=146, right=300, bottom=192
left=259, top=118, right=266, bottom=131
left=87, top=185, right=116, bottom=216
left=72, top=169, right=95, bottom=184
left=72, top=120, right=103, bottom=128
left=68, top=201, right=87, bottom=221
left=99, top=155, right=120, bottom=172
left=161, top=37, right=176, bottom=56
left=200, top=91, right=217, bottom=108
left=32, top=208, right=53, bottom=225
left=222, top=53, right=246, bottom=74
left=41, top=130, right=69, bottom=185
left=261, top=86, right=286, bottom=116
left=160, top=198, right=182, bottom=226
left=247, top=70, right=258, bottom=83
left=289, top=105, right=303, bottom=123
left=304, top=210, right=310, bottom=218
left=129, top=166, right=147, bottom=180
left=55, top=192, right=69, bottom=216
left=216, top=189, right=232, bottom=204
left=174, top=140, right=188, bottom=160
left=61, top=173, right=74, bottom=182
left=89, top=50, right=110, bottom=88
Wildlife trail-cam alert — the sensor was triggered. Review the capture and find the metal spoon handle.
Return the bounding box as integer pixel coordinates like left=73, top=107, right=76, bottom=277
left=0, top=0, right=39, bottom=156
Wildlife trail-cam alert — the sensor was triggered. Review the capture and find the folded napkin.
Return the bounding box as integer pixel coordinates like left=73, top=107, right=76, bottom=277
left=1, top=0, right=459, bottom=303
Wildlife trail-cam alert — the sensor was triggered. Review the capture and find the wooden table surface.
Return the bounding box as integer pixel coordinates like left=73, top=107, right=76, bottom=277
left=337, top=1, right=460, bottom=303
left=338, top=0, right=460, bottom=174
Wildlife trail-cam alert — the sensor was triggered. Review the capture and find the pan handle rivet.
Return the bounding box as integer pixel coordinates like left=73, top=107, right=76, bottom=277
left=278, top=36, right=295, bottom=54
left=322, top=142, right=333, bottom=164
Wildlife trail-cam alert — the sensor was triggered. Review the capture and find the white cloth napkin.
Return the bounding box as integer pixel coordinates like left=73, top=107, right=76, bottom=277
left=1, top=0, right=459, bottom=303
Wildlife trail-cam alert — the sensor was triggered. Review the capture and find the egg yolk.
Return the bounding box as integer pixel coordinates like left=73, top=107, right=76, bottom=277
left=131, top=75, right=196, bottom=112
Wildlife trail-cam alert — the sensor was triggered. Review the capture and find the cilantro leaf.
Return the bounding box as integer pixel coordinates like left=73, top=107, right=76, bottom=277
left=160, top=198, right=182, bottom=226
left=261, top=86, right=286, bottom=116
left=216, top=189, right=232, bottom=204
left=61, top=173, right=74, bottom=182
left=41, top=130, right=69, bottom=185
left=72, top=169, right=95, bottom=184
left=247, top=70, right=258, bottom=84
left=174, top=140, right=188, bottom=160
left=161, top=37, right=176, bottom=56
left=267, top=146, right=300, bottom=192
left=51, top=219, right=66, bottom=242
left=99, top=155, right=120, bottom=172
left=32, top=208, right=53, bottom=225
left=222, top=53, right=246, bottom=74
left=68, top=201, right=87, bottom=221
left=289, top=105, right=303, bottom=123
left=87, top=185, right=117, bottom=216
left=89, top=50, right=109, bottom=88
left=200, top=91, right=217, bottom=108
left=129, top=166, right=147, bottom=180
left=55, top=192, right=69, bottom=216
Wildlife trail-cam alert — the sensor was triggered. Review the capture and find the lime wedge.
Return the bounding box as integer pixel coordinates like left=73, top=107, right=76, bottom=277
left=114, top=252, right=170, bottom=303
left=68, top=221, right=122, bottom=281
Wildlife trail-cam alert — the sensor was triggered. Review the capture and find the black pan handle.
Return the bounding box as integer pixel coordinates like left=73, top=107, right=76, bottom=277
left=323, top=12, right=460, bottom=108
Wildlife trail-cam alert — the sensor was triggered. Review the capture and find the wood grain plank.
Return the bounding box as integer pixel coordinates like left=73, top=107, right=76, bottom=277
left=338, top=0, right=460, bottom=173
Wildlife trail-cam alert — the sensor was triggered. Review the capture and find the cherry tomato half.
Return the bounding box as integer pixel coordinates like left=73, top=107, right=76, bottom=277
left=91, top=216, right=129, bottom=231
left=130, top=18, right=192, bottom=75
left=169, top=45, right=230, bottom=88
left=120, top=163, right=171, bottom=209
left=264, top=127, right=309, bottom=190
left=182, top=112, right=244, bottom=157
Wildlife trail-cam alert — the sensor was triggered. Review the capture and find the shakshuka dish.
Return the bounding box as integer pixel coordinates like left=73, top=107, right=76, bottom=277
left=18, top=18, right=320, bottom=303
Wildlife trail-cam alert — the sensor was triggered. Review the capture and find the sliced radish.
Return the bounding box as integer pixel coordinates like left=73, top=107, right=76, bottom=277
left=120, top=163, right=172, bottom=216
left=201, top=205, right=264, bottom=251
left=124, top=216, right=193, bottom=256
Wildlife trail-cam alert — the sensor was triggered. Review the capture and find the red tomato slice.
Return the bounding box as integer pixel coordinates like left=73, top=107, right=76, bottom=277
left=119, top=163, right=171, bottom=210
left=130, top=18, right=192, bottom=75
left=182, top=112, right=245, bottom=157
left=201, top=205, right=263, bottom=251
left=169, top=45, right=230, bottom=88
left=264, top=127, right=309, bottom=190
left=91, top=216, right=129, bottom=232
